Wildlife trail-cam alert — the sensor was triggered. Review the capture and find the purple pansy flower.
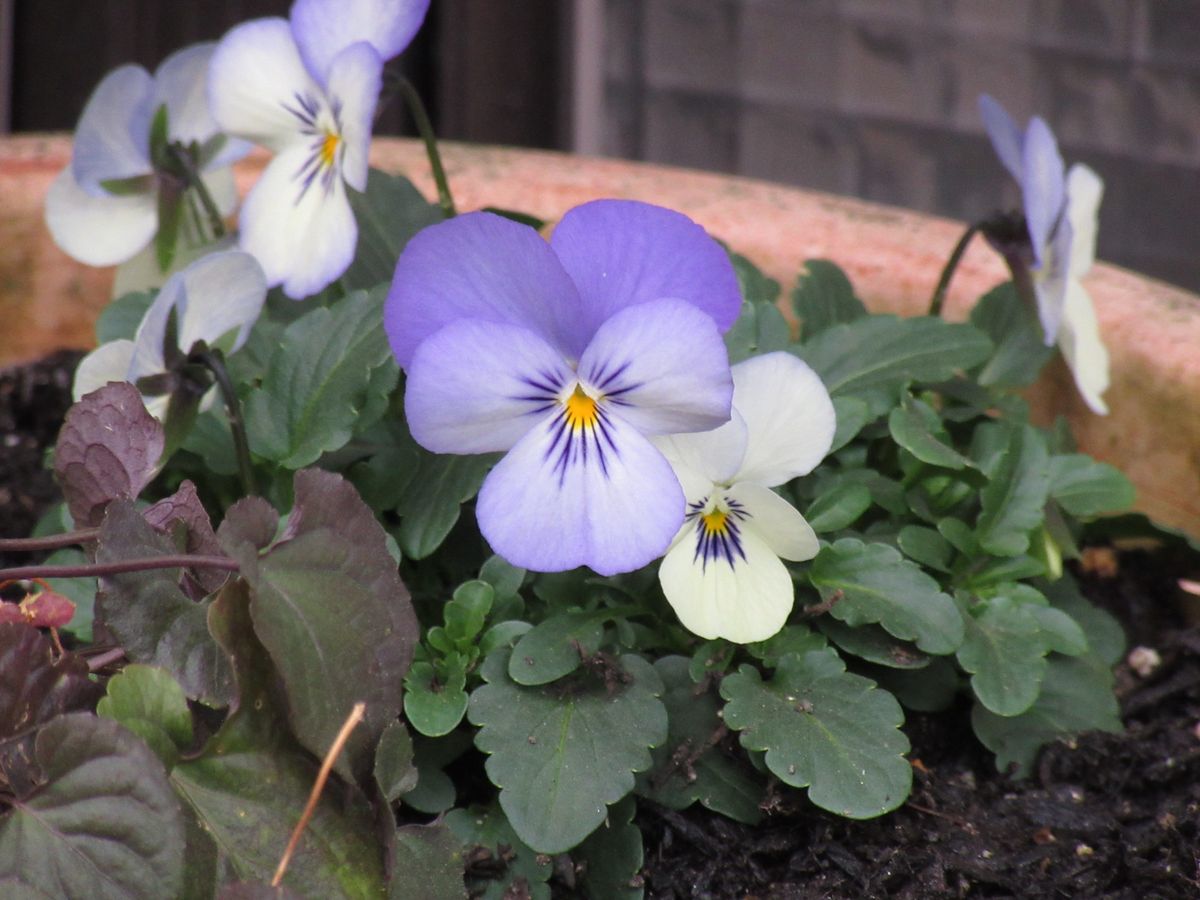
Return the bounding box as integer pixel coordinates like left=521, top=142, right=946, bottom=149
left=979, top=94, right=1109, bottom=414
left=385, top=200, right=742, bottom=576
left=208, top=0, right=430, bottom=298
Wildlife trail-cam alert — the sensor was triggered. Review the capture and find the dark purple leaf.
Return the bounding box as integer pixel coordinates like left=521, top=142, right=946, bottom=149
left=144, top=480, right=230, bottom=597
left=53, top=382, right=164, bottom=528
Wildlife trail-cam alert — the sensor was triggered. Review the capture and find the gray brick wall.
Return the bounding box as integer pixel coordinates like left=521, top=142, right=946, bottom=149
left=601, top=0, right=1200, bottom=292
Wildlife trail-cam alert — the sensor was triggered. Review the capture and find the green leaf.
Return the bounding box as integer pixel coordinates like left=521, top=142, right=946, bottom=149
left=888, top=397, right=975, bottom=470
left=720, top=650, right=911, bottom=818
left=791, top=259, right=867, bottom=337
left=724, top=300, right=791, bottom=363
left=575, top=795, right=643, bottom=900
left=976, top=424, right=1051, bottom=557
left=1048, top=454, right=1136, bottom=517
left=809, top=538, right=964, bottom=655
left=818, top=619, right=929, bottom=670
left=805, top=482, right=871, bottom=533
left=446, top=805, right=552, bottom=899
left=969, top=282, right=1055, bottom=388
left=828, top=396, right=872, bottom=453
left=729, top=249, right=781, bottom=306
left=171, top=581, right=386, bottom=896
left=97, top=665, right=193, bottom=767
left=403, top=659, right=468, bottom=737
left=443, top=580, right=493, bottom=646
left=876, top=656, right=960, bottom=713
left=636, top=656, right=764, bottom=824
left=957, top=596, right=1047, bottom=716
left=469, top=649, right=667, bottom=854
left=390, top=436, right=496, bottom=560
left=896, top=525, right=953, bottom=573
left=221, top=469, right=418, bottom=780
left=95, top=500, right=234, bottom=706
left=343, top=168, right=444, bottom=291
left=0, top=713, right=185, bottom=899
left=401, top=732, right=472, bottom=814
left=479, top=555, right=526, bottom=601
left=245, top=288, right=395, bottom=468
left=508, top=609, right=609, bottom=686
left=96, top=290, right=156, bottom=343
left=971, top=652, right=1121, bottom=776
left=1041, top=574, right=1125, bottom=666
left=795, top=316, right=992, bottom=416
left=374, top=721, right=418, bottom=803
left=390, top=823, right=466, bottom=900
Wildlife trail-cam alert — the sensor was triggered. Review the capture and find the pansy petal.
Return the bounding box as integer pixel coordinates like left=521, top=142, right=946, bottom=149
left=208, top=18, right=320, bottom=151
left=237, top=143, right=357, bottom=298
left=551, top=199, right=741, bottom=337
left=730, top=352, right=835, bottom=486
left=405, top=318, right=574, bottom=454
left=200, top=166, right=239, bottom=217
left=385, top=212, right=585, bottom=368
left=1033, top=215, right=1072, bottom=345
left=1058, top=280, right=1110, bottom=415
left=45, top=168, right=157, bottom=267
left=577, top=297, right=733, bottom=436
left=654, top=410, right=748, bottom=503
left=1065, top=163, right=1103, bottom=278
left=476, top=409, right=685, bottom=576
left=72, top=65, right=154, bottom=195
left=173, top=251, right=268, bottom=354
left=1022, top=117, right=1066, bottom=268
left=156, top=44, right=253, bottom=171
left=324, top=42, right=383, bottom=191
left=659, top=523, right=794, bottom=643
left=978, top=93, right=1023, bottom=183
left=725, top=481, right=819, bottom=561
left=291, top=0, right=430, bottom=85
left=72, top=341, right=136, bottom=402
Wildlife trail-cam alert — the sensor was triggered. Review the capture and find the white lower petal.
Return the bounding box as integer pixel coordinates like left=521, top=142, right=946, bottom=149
left=73, top=340, right=136, bottom=401
left=45, top=169, right=157, bottom=267
left=730, top=352, right=836, bottom=486
left=659, top=521, right=794, bottom=643
left=725, top=481, right=819, bottom=561
left=1066, top=164, right=1103, bottom=278
left=1058, top=280, right=1110, bottom=415
left=236, top=144, right=357, bottom=298
left=653, top=410, right=747, bottom=504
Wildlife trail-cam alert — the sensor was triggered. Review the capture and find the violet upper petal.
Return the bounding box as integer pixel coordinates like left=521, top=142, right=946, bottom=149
left=1021, top=116, right=1066, bottom=269
left=550, top=199, right=742, bottom=337
left=290, top=0, right=430, bottom=85
left=72, top=64, right=155, bottom=196
left=978, top=93, right=1024, bottom=184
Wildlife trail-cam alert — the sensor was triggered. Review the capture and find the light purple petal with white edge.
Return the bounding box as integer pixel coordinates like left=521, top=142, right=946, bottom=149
left=385, top=212, right=586, bottom=368
left=729, top=352, right=836, bottom=487
left=153, top=43, right=252, bottom=170
left=405, top=318, right=575, bottom=454
left=71, top=64, right=154, bottom=195
left=323, top=41, right=384, bottom=191
left=208, top=18, right=321, bottom=152
left=1021, top=117, right=1066, bottom=270
left=978, top=94, right=1023, bottom=184
left=45, top=169, right=157, bottom=266
left=476, top=407, right=685, bottom=575
left=237, top=142, right=357, bottom=298
left=576, top=297, right=733, bottom=437
left=290, top=0, right=429, bottom=85
left=174, top=252, right=268, bottom=355
left=550, top=199, right=742, bottom=338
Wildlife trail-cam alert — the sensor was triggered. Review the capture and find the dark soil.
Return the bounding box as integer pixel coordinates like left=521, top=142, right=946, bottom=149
left=3, top=352, right=1199, bottom=899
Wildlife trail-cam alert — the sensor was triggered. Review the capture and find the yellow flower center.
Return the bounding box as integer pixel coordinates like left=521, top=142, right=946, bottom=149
left=701, top=509, right=729, bottom=535
left=319, top=132, right=341, bottom=168
left=563, top=384, right=599, bottom=430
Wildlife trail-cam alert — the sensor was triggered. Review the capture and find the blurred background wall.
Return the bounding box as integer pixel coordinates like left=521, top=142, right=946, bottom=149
left=4, top=0, right=1199, bottom=291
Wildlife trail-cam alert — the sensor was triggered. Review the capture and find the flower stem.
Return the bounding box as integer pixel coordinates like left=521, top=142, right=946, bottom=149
left=166, top=143, right=227, bottom=240
left=0, top=554, right=238, bottom=581
left=0, top=529, right=101, bottom=552
left=928, top=222, right=981, bottom=318
left=395, top=76, right=457, bottom=218
left=191, top=348, right=257, bottom=497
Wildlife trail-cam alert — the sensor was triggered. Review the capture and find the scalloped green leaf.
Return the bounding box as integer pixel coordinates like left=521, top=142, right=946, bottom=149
left=344, top=168, right=444, bottom=291
left=97, top=664, right=193, bottom=767
left=244, top=287, right=395, bottom=468
left=636, top=656, right=764, bottom=824
left=390, top=823, right=466, bottom=900
left=969, top=282, right=1055, bottom=388
left=403, top=659, right=468, bottom=737
left=809, top=538, right=964, bottom=654
left=957, top=597, right=1047, bottom=716
left=805, top=481, right=871, bottom=533
left=1048, top=454, right=1136, bottom=517
left=446, top=804, right=551, bottom=899
left=818, top=619, right=929, bottom=670
left=724, top=299, right=791, bottom=363
left=508, top=609, right=609, bottom=686
left=828, top=395, right=872, bottom=453
left=720, top=650, right=911, bottom=818
left=888, top=397, right=974, bottom=470
left=896, top=525, right=953, bottom=573
left=374, top=721, right=417, bottom=803
left=469, top=649, right=667, bottom=854
left=729, top=249, right=781, bottom=306
left=975, top=424, right=1051, bottom=557
left=791, top=259, right=867, bottom=337
left=0, top=713, right=185, bottom=900
left=575, top=795, right=643, bottom=900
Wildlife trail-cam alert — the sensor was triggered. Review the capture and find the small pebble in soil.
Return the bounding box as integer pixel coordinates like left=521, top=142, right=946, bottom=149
left=1128, top=644, right=1163, bottom=677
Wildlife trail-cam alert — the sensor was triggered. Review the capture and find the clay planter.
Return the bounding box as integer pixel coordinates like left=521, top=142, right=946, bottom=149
left=3, top=134, right=1198, bottom=539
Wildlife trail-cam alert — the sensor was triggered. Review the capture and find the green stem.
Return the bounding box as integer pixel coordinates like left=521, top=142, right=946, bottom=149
left=0, top=555, right=238, bottom=582
left=192, top=348, right=257, bottom=497
left=0, top=529, right=101, bottom=552
left=395, top=76, right=457, bottom=217
left=167, top=143, right=227, bottom=240
left=928, top=222, right=981, bottom=318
